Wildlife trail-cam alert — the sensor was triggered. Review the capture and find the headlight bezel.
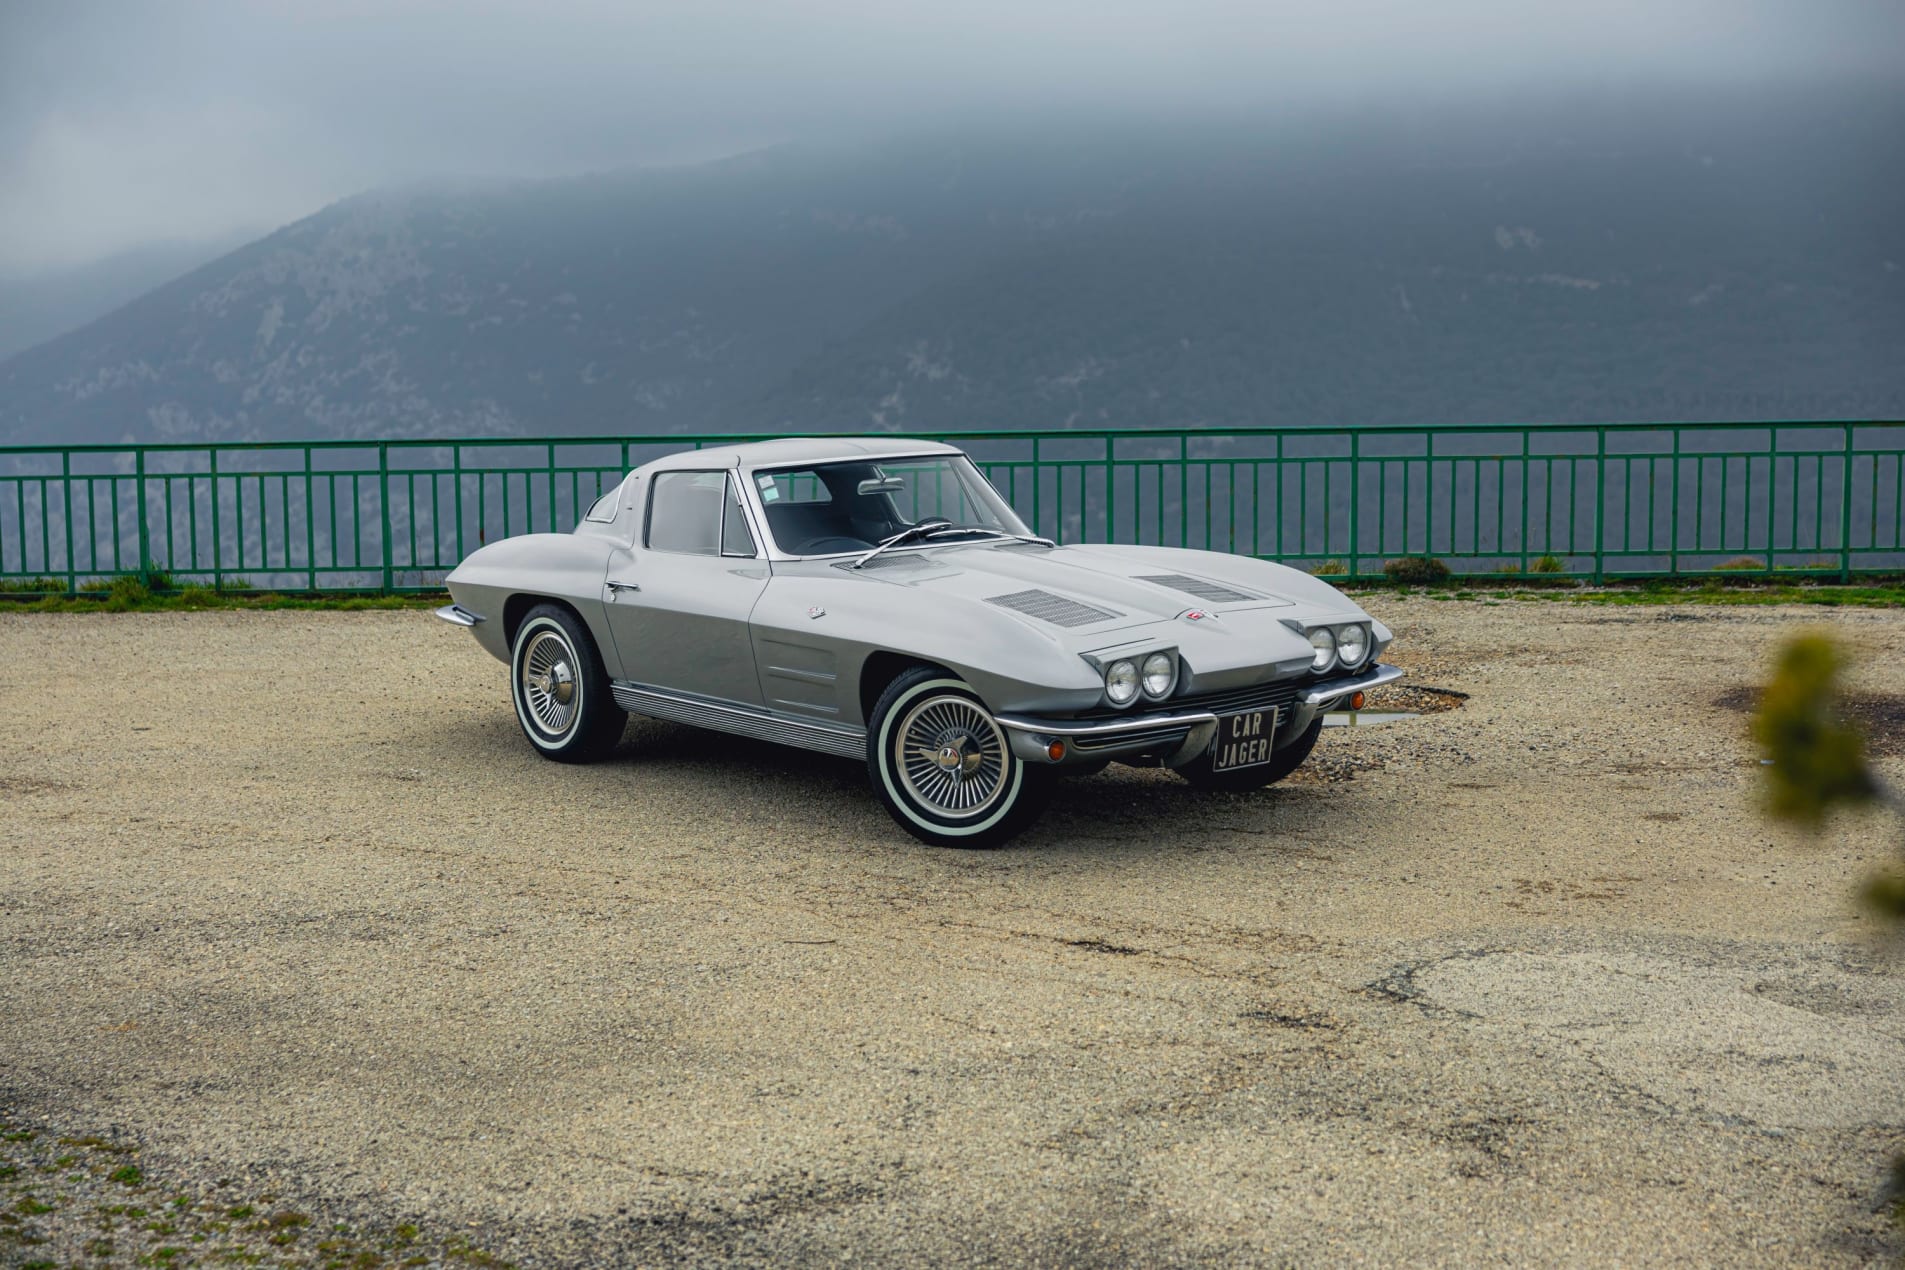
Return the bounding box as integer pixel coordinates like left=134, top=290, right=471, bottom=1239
left=1333, top=621, right=1370, bottom=669
left=1140, top=651, right=1176, bottom=700
left=1104, top=658, right=1141, bottom=706
left=1307, top=626, right=1336, bottom=672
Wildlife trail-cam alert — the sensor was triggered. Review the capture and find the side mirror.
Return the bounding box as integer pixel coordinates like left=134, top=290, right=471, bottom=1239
left=857, top=476, right=906, bottom=495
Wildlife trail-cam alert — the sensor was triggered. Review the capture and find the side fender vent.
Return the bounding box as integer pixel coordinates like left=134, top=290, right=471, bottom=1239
left=986, top=589, right=1122, bottom=628
left=1136, top=574, right=1257, bottom=604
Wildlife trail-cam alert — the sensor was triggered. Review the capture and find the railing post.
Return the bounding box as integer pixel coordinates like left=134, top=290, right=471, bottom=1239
left=1839, top=426, right=1854, bottom=582
left=208, top=449, right=221, bottom=590
left=61, top=449, right=75, bottom=594
left=379, top=442, right=394, bottom=593
left=1667, top=429, right=1679, bottom=576
left=1031, top=435, right=1041, bottom=539
left=1592, top=428, right=1605, bottom=584
left=1345, top=432, right=1359, bottom=576
left=452, top=443, right=465, bottom=567
left=133, top=447, right=150, bottom=583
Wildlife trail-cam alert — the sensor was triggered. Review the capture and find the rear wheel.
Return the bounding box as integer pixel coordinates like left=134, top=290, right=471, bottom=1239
left=1173, top=715, right=1323, bottom=792
left=510, top=604, right=626, bottom=763
left=867, top=668, right=1051, bottom=848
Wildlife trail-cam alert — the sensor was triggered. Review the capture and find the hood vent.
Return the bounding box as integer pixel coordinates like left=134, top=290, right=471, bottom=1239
left=986, top=589, right=1123, bottom=628
left=1136, top=574, right=1257, bottom=604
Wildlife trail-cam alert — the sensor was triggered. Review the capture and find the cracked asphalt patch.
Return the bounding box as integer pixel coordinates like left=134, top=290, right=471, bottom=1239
left=1, top=600, right=1902, bottom=1265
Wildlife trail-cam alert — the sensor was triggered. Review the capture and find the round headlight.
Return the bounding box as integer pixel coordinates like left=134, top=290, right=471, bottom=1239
left=1307, top=627, right=1336, bottom=672
left=1141, top=652, right=1175, bottom=698
left=1105, top=659, right=1140, bottom=705
left=1335, top=622, right=1369, bottom=667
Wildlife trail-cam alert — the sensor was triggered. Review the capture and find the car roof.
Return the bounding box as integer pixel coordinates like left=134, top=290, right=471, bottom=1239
left=636, top=436, right=961, bottom=474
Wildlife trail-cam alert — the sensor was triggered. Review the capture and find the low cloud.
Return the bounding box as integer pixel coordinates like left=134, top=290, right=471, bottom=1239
left=0, top=0, right=1899, bottom=274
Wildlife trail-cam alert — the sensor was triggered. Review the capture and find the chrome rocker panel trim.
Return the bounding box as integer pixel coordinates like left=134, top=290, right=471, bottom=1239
left=611, top=682, right=867, bottom=760
left=434, top=604, right=484, bottom=627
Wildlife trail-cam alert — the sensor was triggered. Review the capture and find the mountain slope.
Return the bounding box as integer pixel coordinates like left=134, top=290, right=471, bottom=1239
left=1, top=88, right=1900, bottom=447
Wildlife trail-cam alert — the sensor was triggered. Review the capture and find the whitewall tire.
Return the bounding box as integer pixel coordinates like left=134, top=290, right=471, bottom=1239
left=867, top=668, right=1051, bottom=848
left=509, top=604, right=625, bottom=763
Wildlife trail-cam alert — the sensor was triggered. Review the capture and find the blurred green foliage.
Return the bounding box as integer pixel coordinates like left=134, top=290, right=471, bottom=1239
left=1753, top=634, right=1878, bottom=828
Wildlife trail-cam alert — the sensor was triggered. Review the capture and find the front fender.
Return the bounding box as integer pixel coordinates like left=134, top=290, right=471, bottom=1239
left=444, top=534, right=618, bottom=671
left=752, top=574, right=1105, bottom=727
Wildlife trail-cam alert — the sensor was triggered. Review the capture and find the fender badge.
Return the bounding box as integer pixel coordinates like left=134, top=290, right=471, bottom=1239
left=808, top=605, right=826, bottom=620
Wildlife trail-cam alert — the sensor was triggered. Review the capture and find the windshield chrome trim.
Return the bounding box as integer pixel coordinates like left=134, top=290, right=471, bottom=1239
left=738, top=451, right=1033, bottom=563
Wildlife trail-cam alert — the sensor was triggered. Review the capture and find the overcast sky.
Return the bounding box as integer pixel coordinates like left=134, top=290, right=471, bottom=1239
left=0, top=0, right=1898, bottom=276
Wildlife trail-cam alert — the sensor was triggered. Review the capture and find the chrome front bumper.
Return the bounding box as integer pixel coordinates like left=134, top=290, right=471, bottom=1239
left=996, top=662, right=1405, bottom=767
left=434, top=604, right=484, bottom=627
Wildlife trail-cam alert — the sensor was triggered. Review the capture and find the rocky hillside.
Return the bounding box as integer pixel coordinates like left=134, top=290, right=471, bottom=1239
left=1, top=87, right=1899, bottom=447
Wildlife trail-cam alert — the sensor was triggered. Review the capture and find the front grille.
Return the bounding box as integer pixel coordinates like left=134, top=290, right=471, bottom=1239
left=1080, top=676, right=1302, bottom=721
left=1135, top=573, right=1257, bottom=604
left=986, top=588, right=1123, bottom=628
left=1072, top=724, right=1192, bottom=753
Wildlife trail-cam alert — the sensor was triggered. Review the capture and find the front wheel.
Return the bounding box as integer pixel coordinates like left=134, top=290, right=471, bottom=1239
left=1173, top=715, right=1323, bottom=792
left=867, top=668, right=1051, bottom=848
left=510, top=604, right=626, bottom=763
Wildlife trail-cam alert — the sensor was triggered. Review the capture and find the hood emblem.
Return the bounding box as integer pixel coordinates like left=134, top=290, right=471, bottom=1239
left=807, top=605, right=827, bottom=620
left=1182, top=609, right=1214, bottom=622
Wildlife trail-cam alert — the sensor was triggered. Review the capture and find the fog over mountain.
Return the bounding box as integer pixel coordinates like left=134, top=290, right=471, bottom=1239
left=0, top=85, right=1898, bottom=447
left=0, top=2, right=1899, bottom=445
left=0, top=233, right=255, bottom=362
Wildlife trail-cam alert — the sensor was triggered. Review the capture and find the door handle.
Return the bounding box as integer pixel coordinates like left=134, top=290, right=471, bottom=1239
left=607, top=579, right=640, bottom=593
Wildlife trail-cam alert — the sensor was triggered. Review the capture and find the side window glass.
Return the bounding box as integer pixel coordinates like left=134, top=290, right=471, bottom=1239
left=645, top=471, right=724, bottom=555
left=721, top=477, right=757, bottom=557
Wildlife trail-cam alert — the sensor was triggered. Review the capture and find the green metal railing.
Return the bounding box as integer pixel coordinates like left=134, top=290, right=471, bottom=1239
left=2, top=421, right=1901, bottom=594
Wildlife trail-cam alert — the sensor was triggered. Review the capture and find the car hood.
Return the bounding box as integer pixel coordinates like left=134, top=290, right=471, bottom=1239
left=834, top=540, right=1366, bottom=643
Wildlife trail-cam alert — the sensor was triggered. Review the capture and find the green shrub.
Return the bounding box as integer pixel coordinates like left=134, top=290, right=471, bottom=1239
left=1717, top=556, right=1767, bottom=571
left=2, top=576, right=65, bottom=594
left=1530, top=554, right=1566, bottom=574
left=78, top=577, right=113, bottom=594
left=1310, top=559, right=1347, bottom=576
left=215, top=574, right=256, bottom=593
left=141, top=566, right=174, bottom=592
left=176, top=586, right=218, bottom=607
left=103, top=577, right=151, bottom=610
left=1383, top=556, right=1450, bottom=586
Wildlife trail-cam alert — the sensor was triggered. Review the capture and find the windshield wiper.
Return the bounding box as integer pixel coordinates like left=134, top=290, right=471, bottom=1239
left=849, top=522, right=1054, bottom=570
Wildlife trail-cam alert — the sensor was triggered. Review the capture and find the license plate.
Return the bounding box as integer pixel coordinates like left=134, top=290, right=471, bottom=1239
left=1211, top=708, right=1278, bottom=772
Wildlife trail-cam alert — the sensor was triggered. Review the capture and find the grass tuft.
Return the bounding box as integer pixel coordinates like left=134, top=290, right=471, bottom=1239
left=1382, top=556, right=1451, bottom=586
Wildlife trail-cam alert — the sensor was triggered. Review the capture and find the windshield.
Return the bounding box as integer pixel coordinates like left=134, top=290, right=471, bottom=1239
left=751, top=454, right=1030, bottom=556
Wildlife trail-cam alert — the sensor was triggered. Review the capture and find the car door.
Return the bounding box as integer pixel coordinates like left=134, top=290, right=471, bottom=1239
left=601, top=469, right=770, bottom=705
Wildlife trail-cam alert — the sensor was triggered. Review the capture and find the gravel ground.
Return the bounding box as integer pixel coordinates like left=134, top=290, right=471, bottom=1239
left=2, top=597, right=1902, bottom=1267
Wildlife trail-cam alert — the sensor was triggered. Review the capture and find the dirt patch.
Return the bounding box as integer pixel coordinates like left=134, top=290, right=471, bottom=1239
left=1364, top=683, right=1467, bottom=715
left=1714, top=685, right=1905, bottom=756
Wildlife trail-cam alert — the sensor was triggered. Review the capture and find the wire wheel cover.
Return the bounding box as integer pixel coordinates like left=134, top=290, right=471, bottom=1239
left=520, top=629, right=579, bottom=735
left=894, top=694, right=1010, bottom=818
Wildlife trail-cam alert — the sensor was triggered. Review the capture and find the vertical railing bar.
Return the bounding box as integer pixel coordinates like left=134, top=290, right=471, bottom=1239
left=132, top=449, right=148, bottom=582
left=453, top=445, right=466, bottom=567
left=379, top=443, right=394, bottom=593
left=1178, top=435, right=1188, bottom=551
left=1346, top=432, right=1359, bottom=573
left=1592, top=428, right=1605, bottom=584
left=305, top=448, right=317, bottom=592
left=39, top=477, right=52, bottom=581
left=1766, top=427, right=1780, bottom=567
left=1839, top=427, right=1854, bottom=582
